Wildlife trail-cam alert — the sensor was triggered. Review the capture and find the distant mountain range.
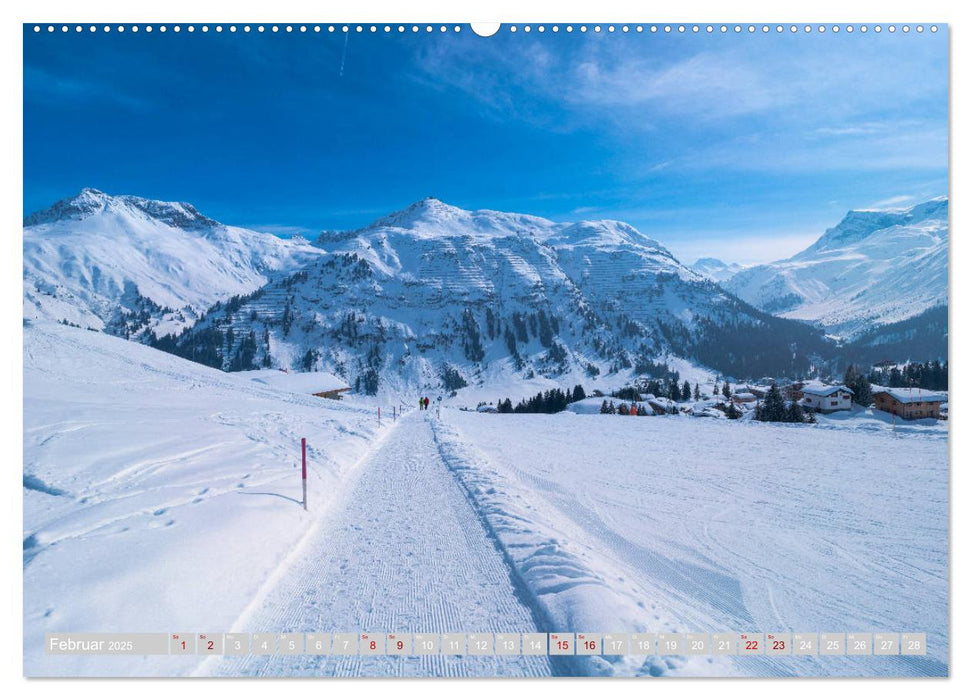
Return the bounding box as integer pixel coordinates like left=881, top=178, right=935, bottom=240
left=725, top=198, right=948, bottom=340
left=23, top=190, right=948, bottom=393
left=690, top=257, right=747, bottom=283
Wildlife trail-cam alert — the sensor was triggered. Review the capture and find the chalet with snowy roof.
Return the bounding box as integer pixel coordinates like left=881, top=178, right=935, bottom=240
left=731, top=391, right=758, bottom=405
left=873, top=388, right=947, bottom=420
left=798, top=382, right=853, bottom=413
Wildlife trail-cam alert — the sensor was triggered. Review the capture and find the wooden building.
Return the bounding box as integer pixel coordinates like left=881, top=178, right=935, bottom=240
left=872, top=388, right=947, bottom=420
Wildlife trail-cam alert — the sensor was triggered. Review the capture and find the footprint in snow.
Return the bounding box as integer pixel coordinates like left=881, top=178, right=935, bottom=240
left=153, top=508, right=167, bottom=516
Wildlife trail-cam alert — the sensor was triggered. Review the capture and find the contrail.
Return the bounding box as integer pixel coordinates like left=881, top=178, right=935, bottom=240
left=339, top=31, right=349, bottom=77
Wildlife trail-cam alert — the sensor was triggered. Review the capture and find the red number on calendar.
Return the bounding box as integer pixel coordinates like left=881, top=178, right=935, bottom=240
left=557, top=640, right=570, bottom=650
left=370, top=641, right=377, bottom=650
left=208, top=641, right=214, bottom=651
left=584, top=640, right=597, bottom=651
left=181, top=641, right=186, bottom=650
left=396, top=641, right=403, bottom=650
left=745, top=640, right=758, bottom=650
left=772, top=640, right=785, bottom=650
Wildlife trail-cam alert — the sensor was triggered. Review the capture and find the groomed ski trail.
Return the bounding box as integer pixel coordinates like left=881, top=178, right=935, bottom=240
left=199, top=411, right=552, bottom=677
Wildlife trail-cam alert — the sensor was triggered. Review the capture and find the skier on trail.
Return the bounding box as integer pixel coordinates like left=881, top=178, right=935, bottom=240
left=418, top=398, right=424, bottom=411
left=423, top=397, right=430, bottom=410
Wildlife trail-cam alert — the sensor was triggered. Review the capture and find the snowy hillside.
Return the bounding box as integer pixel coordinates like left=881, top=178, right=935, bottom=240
left=726, top=198, right=948, bottom=340
left=161, top=198, right=833, bottom=394
left=23, top=321, right=384, bottom=676
left=23, top=189, right=324, bottom=338
left=690, top=257, right=746, bottom=282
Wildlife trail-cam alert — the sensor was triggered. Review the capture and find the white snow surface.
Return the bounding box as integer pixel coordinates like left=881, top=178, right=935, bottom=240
left=726, top=198, right=948, bottom=338
left=23, top=322, right=382, bottom=676
left=432, top=410, right=948, bottom=677
left=236, top=369, right=350, bottom=395
left=23, top=322, right=947, bottom=677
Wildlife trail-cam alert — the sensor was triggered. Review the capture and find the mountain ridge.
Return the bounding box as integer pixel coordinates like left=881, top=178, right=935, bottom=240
left=23, top=189, right=324, bottom=338
left=726, top=197, right=948, bottom=340
left=157, top=197, right=834, bottom=393
left=23, top=189, right=947, bottom=395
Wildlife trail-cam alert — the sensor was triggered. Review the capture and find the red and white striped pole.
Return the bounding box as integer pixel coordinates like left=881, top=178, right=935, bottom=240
left=301, top=437, right=307, bottom=511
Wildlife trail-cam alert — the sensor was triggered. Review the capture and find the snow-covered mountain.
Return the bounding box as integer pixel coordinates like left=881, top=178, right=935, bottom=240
left=23, top=189, right=324, bottom=338
left=725, top=198, right=948, bottom=340
left=690, top=257, right=746, bottom=282
left=161, top=198, right=833, bottom=393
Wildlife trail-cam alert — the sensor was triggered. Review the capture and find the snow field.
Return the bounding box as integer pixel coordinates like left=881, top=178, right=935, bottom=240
left=23, top=322, right=384, bottom=676
left=435, top=410, right=948, bottom=676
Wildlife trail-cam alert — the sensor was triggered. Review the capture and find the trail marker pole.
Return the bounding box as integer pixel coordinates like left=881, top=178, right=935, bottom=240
left=301, top=437, right=307, bottom=511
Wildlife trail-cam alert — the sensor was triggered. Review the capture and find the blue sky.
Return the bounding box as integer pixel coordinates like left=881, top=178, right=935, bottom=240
left=23, top=25, right=947, bottom=264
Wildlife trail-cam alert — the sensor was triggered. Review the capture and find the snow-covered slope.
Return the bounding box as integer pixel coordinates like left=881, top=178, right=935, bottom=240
left=23, top=320, right=384, bottom=676
left=23, top=189, right=324, bottom=338
left=690, top=257, right=746, bottom=283
left=726, top=198, right=948, bottom=339
left=163, top=198, right=833, bottom=393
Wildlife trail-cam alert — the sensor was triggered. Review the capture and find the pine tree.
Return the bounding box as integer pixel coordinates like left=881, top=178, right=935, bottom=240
left=600, top=399, right=610, bottom=414
left=682, top=380, right=692, bottom=402
left=785, top=399, right=806, bottom=423
left=572, top=384, right=586, bottom=402
left=843, top=364, right=872, bottom=407
left=725, top=402, right=742, bottom=419
left=758, top=383, right=787, bottom=422
left=504, top=326, right=517, bottom=356
left=693, top=383, right=701, bottom=401
left=722, top=382, right=731, bottom=400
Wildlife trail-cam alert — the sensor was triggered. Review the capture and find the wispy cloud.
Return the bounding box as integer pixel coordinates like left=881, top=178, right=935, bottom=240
left=866, top=194, right=918, bottom=209
left=410, top=33, right=947, bottom=178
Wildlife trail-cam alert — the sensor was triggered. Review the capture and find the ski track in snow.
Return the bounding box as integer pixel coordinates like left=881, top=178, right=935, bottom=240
left=433, top=412, right=948, bottom=677
left=199, top=413, right=552, bottom=677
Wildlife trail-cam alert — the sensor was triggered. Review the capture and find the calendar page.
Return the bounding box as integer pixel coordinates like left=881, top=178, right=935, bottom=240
left=22, top=18, right=948, bottom=679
